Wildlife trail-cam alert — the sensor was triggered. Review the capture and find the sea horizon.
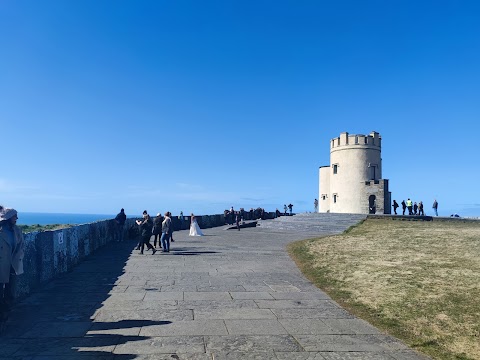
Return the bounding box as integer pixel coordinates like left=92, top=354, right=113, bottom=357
left=17, top=212, right=117, bottom=226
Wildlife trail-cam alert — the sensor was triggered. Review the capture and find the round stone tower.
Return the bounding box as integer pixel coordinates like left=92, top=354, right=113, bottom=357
left=319, top=131, right=391, bottom=214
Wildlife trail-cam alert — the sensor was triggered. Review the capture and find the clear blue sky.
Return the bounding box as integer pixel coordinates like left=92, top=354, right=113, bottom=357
left=1, top=1, right=479, bottom=217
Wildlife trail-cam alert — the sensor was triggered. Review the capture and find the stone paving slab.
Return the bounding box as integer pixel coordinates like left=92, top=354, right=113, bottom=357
left=0, top=216, right=429, bottom=359
left=229, top=291, right=274, bottom=300
left=224, top=319, right=288, bottom=335
left=139, top=320, right=228, bottom=336
left=205, top=334, right=302, bottom=352
left=92, top=309, right=194, bottom=322
left=203, top=309, right=278, bottom=321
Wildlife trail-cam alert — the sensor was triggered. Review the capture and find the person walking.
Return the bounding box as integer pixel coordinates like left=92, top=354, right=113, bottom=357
left=314, top=198, right=318, bottom=212
left=283, top=204, right=287, bottom=216
left=413, top=202, right=418, bottom=215
left=432, top=199, right=438, bottom=216
left=114, top=208, right=127, bottom=242
left=418, top=201, right=424, bottom=216
left=406, top=198, right=413, bottom=215
left=0, top=206, right=25, bottom=331
left=160, top=212, right=172, bottom=252
left=392, top=200, right=399, bottom=215
left=401, top=200, right=407, bottom=215
left=152, top=213, right=163, bottom=249
left=135, top=211, right=156, bottom=255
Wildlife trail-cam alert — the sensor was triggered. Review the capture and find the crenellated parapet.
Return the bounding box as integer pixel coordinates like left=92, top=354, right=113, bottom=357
left=330, top=131, right=381, bottom=150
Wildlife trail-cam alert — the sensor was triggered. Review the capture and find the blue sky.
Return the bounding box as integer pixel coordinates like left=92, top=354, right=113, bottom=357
left=1, top=1, right=479, bottom=217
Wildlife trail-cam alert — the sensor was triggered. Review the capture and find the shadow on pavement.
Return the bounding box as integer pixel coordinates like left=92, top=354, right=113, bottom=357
left=0, top=238, right=171, bottom=359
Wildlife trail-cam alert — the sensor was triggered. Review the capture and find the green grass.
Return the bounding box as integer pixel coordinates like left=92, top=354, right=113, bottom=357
left=288, top=219, right=480, bottom=360
left=19, top=224, right=73, bottom=233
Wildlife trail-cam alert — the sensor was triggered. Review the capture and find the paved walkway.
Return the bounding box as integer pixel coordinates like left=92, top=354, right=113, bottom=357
left=1, top=218, right=429, bottom=359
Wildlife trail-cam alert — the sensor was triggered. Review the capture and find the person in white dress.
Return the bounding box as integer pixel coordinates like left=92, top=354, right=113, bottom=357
left=189, top=214, right=204, bottom=236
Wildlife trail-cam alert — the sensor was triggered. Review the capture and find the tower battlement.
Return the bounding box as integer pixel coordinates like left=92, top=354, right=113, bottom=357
left=330, top=131, right=381, bottom=149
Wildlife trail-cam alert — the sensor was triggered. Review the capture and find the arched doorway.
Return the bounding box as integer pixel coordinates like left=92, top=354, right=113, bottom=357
left=369, top=195, right=376, bottom=214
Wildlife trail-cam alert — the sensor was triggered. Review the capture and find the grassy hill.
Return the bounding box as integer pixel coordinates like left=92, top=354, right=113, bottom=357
left=289, top=218, right=480, bottom=360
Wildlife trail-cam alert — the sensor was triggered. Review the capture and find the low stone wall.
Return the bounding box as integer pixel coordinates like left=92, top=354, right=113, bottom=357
left=13, top=211, right=276, bottom=300
left=15, top=218, right=136, bottom=299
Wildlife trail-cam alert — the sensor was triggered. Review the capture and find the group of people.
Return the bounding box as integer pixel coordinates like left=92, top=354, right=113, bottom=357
left=392, top=199, right=439, bottom=216
left=224, top=207, right=245, bottom=230
left=274, top=204, right=294, bottom=217
left=0, top=206, right=24, bottom=331
left=283, top=204, right=294, bottom=215
left=115, top=209, right=205, bottom=255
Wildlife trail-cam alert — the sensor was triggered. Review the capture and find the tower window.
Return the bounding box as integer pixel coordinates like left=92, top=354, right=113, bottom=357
left=333, top=194, right=337, bottom=203
left=333, top=164, right=338, bottom=174
left=369, top=164, right=377, bottom=180
left=322, top=195, right=326, bottom=200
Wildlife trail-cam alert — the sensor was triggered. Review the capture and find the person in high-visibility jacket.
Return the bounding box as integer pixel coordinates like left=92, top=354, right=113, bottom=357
left=406, top=198, right=413, bottom=215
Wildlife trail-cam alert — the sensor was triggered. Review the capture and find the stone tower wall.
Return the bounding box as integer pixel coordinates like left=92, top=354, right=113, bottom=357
left=319, top=166, right=330, bottom=212
left=319, top=131, right=390, bottom=214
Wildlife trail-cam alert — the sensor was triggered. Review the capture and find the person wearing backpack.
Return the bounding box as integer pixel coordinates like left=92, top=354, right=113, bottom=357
left=392, top=200, right=399, bottom=215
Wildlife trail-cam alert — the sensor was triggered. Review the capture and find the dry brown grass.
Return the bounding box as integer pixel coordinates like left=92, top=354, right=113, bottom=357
left=289, top=219, right=480, bottom=360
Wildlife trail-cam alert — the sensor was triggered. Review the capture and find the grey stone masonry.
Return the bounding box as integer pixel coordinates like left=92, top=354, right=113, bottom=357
left=0, top=213, right=429, bottom=359
left=258, top=212, right=368, bottom=235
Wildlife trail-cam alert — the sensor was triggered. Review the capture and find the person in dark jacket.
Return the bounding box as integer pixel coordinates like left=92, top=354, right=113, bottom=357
left=288, top=203, right=293, bottom=215
left=135, top=211, right=156, bottom=255
left=401, top=200, right=407, bottom=215
left=392, top=200, right=399, bottom=215
left=152, top=213, right=163, bottom=249
left=418, top=201, right=424, bottom=216
left=114, top=208, right=127, bottom=242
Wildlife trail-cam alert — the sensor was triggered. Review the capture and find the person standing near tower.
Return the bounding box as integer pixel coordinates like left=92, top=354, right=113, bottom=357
left=418, top=201, right=424, bottom=216
left=406, top=198, right=413, bottom=215
left=314, top=199, right=318, bottom=212
left=432, top=199, right=438, bottom=216
left=392, top=200, right=399, bottom=215
left=288, top=203, right=293, bottom=215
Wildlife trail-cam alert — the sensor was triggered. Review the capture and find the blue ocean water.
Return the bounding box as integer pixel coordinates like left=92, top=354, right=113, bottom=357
left=17, top=212, right=115, bottom=226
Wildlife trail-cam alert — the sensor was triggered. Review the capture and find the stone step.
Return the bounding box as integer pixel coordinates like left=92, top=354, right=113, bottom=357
left=257, top=213, right=367, bottom=235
